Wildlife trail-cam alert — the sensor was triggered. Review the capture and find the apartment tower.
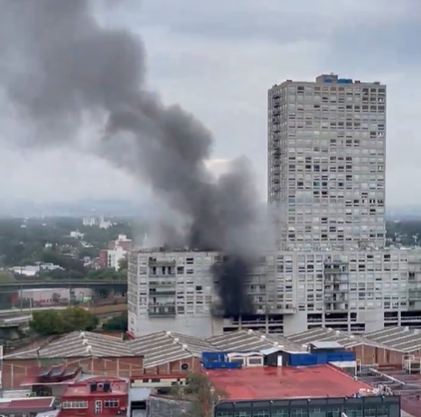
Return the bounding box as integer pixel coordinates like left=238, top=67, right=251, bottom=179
left=268, top=74, right=386, bottom=250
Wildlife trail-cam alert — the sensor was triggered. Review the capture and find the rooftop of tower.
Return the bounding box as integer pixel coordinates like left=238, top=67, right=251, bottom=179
left=270, top=73, right=385, bottom=89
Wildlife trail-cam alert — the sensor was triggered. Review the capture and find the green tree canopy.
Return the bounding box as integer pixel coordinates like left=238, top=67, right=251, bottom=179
left=102, top=312, right=128, bottom=331
left=118, top=256, right=128, bottom=271
left=29, top=307, right=99, bottom=336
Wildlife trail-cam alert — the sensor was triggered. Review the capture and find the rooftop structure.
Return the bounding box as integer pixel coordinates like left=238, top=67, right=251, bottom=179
left=288, top=327, right=384, bottom=349
left=19, top=364, right=82, bottom=387
left=127, top=331, right=216, bottom=368
left=0, top=397, right=55, bottom=415
left=359, top=365, right=421, bottom=417
left=63, top=377, right=128, bottom=397
left=207, top=364, right=378, bottom=400
left=207, top=330, right=303, bottom=353
left=2, top=327, right=416, bottom=389
left=5, top=331, right=133, bottom=359
left=365, top=326, right=421, bottom=353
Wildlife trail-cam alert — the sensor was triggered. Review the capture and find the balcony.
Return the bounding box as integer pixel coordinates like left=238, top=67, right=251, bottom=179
left=324, top=317, right=350, bottom=323
left=149, top=289, right=176, bottom=296
left=408, top=289, right=421, bottom=299
left=324, top=305, right=349, bottom=313
left=324, top=265, right=348, bottom=274
left=148, top=280, right=176, bottom=286
left=148, top=260, right=176, bottom=267
left=149, top=273, right=176, bottom=279
left=148, top=300, right=176, bottom=306
left=324, top=285, right=349, bottom=293
left=148, top=308, right=176, bottom=317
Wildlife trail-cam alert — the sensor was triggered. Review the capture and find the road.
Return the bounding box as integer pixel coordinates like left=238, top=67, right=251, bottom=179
left=0, top=279, right=127, bottom=291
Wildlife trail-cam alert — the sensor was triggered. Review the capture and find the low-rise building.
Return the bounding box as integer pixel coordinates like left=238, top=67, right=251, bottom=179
left=2, top=332, right=143, bottom=388
left=364, top=326, right=421, bottom=356
left=208, top=365, right=401, bottom=417
left=60, top=377, right=128, bottom=417
left=2, top=328, right=413, bottom=391
left=287, top=327, right=406, bottom=365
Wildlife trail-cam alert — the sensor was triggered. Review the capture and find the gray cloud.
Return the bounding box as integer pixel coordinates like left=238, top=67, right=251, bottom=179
left=0, top=0, right=420, bottom=211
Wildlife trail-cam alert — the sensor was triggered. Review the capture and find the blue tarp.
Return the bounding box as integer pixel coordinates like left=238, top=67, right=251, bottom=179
left=289, top=351, right=355, bottom=366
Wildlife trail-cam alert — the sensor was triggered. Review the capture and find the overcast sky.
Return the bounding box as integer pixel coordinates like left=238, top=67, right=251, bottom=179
left=0, top=0, right=420, bottom=206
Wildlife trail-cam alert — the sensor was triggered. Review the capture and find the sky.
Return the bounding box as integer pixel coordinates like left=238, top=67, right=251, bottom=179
left=0, top=0, right=420, bottom=207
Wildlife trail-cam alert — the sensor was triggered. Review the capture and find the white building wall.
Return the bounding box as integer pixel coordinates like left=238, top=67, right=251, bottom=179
left=127, top=247, right=421, bottom=337
left=127, top=249, right=223, bottom=337
left=107, top=247, right=127, bottom=270
left=268, top=74, right=386, bottom=250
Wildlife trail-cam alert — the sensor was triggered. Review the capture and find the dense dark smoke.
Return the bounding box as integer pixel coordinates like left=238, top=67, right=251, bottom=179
left=211, top=257, right=254, bottom=316
left=0, top=0, right=263, bottom=316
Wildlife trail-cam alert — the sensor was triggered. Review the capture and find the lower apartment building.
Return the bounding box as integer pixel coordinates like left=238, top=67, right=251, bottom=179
left=127, top=247, right=421, bottom=337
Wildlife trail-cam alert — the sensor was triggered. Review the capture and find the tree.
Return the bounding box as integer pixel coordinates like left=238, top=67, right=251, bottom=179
left=29, top=307, right=99, bottom=336
left=170, top=372, right=228, bottom=417
left=118, top=256, right=128, bottom=271
left=102, top=312, right=128, bottom=331
left=86, top=268, right=121, bottom=280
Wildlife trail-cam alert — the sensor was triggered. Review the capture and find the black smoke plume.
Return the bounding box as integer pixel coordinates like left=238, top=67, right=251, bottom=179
left=0, top=0, right=263, bottom=316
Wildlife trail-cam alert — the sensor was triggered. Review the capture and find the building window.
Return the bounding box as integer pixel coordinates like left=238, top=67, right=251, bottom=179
left=104, top=399, right=119, bottom=408
left=216, top=412, right=233, bottom=417
left=229, top=357, right=245, bottom=365
left=247, top=357, right=264, bottom=366
left=234, top=412, right=250, bottom=417
left=344, top=407, right=363, bottom=417
left=62, top=401, right=89, bottom=409
left=376, top=406, right=389, bottom=417
left=272, top=410, right=288, bottom=417
left=309, top=408, right=326, bottom=417
left=326, top=409, right=340, bottom=417
left=252, top=411, right=269, bottom=417
left=291, top=409, right=308, bottom=417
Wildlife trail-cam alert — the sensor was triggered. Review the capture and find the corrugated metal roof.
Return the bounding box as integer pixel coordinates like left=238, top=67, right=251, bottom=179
left=311, top=341, right=343, bottom=349
left=207, top=330, right=304, bottom=352
left=5, top=329, right=303, bottom=367
left=287, top=327, right=388, bottom=349
left=127, top=331, right=216, bottom=368
left=260, top=347, right=280, bottom=355
left=365, top=326, right=421, bottom=353
left=4, top=331, right=132, bottom=359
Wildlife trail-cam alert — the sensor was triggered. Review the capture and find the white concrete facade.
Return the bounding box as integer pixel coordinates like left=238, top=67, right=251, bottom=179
left=127, top=247, right=421, bottom=337
left=127, top=249, right=223, bottom=337
left=107, top=246, right=127, bottom=270
left=268, top=74, right=386, bottom=250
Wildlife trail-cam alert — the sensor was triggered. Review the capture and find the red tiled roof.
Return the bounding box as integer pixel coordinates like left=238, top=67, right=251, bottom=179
left=207, top=365, right=373, bottom=400
left=0, top=397, right=55, bottom=409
